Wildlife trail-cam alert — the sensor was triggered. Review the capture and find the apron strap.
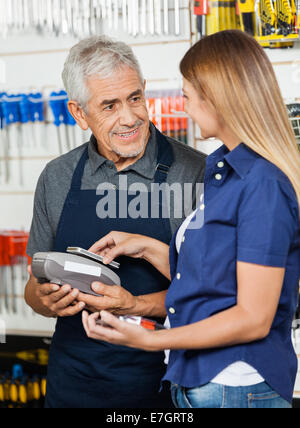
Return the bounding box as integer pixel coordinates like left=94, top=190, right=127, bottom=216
left=154, top=129, right=174, bottom=185
left=70, top=147, right=89, bottom=191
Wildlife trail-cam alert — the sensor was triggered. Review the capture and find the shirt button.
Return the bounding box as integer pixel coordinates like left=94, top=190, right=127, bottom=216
left=200, top=204, right=205, bottom=211
left=182, top=236, right=185, bottom=243
left=217, top=161, right=224, bottom=168
left=177, top=273, right=181, bottom=280
left=215, top=174, right=222, bottom=181
left=112, top=185, right=117, bottom=190
left=169, top=307, right=176, bottom=315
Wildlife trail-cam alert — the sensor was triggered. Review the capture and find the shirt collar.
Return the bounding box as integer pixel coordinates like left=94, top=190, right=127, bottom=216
left=207, top=143, right=260, bottom=179
left=88, top=135, right=108, bottom=175
left=87, top=122, right=157, bottom=179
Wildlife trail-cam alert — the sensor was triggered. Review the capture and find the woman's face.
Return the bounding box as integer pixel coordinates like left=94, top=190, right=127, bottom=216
left=182, top=78, right=221, bottom=139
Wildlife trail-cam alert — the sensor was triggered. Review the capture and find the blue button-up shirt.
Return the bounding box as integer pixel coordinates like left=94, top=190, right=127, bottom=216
left=163, top=143, right=300, bottom=403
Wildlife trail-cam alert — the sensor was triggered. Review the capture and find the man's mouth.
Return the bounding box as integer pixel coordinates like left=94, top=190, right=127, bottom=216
left=114, top=127, right=140, bottom=141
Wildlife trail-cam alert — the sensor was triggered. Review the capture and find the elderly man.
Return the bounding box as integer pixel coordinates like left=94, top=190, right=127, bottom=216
left=25, top=36, right=206, bottom=408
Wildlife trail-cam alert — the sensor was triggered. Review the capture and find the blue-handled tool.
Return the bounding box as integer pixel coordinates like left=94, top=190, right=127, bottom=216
left=0, top=93, right=6, bottom=183
left=0, top=93, right=18, bottom=184
left=49, top=91, right=67, bottom=154
left=28, top=93, right=45, bottom=147
left=64, top=97, right=77, bottom=150
left=2, top=94, right=27, bottom=186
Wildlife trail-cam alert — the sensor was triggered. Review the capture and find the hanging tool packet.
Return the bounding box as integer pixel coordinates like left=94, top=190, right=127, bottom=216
left=31, top=248, right=120, bottom=296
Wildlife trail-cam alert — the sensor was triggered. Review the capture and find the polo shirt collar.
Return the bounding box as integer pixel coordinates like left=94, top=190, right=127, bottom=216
left=87, top=122, right=157, bottom=179
left=207, top=142, right=259, bottom=179
left=88, top=135, right=107, bottom=174
left=225, top=143, right=260, bottom=179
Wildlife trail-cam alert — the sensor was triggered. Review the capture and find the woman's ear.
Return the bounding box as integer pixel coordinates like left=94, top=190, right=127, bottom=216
left=67, top=101, right=89, bottom=131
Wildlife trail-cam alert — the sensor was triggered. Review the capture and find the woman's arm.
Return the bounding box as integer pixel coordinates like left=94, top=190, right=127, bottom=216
left=154, top=262, right=285, bottom=351
left=82, top=262, right=285, bottom=352
left=89, top=232, right=171, bottom=280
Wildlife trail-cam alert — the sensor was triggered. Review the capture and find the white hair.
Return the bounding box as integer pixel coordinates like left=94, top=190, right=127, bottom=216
left=62, top=35, right=144, bottom=110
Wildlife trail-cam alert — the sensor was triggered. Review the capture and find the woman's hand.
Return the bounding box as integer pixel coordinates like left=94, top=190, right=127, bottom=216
left=89, top=232, right=171, bottom=280
left=82, top=310, right=159, bottom=352
left=89, top=232, right=150, bottom=265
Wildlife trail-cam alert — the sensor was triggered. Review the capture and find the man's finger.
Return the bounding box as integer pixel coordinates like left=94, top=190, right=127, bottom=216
left=53, top=288, right=80, bottom=310
left=38, top=282, right=61, bottom=296
left=91, top=282, right=118, bottom=297
left=77, top=292, right=117, bottom=311
left=48, top=284, right=72, bottom=302
left=58, top=301, right=85, bottom=317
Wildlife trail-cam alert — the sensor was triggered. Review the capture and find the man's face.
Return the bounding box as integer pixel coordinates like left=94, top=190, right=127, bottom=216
left=84, top=67, right=150, bottom=159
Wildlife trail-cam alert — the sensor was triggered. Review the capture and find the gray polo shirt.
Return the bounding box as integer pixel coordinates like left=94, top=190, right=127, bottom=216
left=27, top=123, right=206, bottom=257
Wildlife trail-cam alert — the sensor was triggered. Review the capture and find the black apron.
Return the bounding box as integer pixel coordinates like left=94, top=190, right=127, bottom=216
left=45, top=130, right=175, bottom=408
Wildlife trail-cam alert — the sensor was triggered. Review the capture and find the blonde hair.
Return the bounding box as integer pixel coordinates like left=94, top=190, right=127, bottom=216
left=180, top=30, right=300, bottom=211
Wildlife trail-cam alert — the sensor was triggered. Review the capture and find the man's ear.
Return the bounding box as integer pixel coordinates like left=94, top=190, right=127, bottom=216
left=67, top=101, right=89, bottom=131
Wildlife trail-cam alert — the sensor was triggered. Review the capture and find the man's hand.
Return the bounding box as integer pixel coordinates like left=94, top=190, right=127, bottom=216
left=77, top=282, right=137, bottom=315
left=25, top=266, right=85, bottom=318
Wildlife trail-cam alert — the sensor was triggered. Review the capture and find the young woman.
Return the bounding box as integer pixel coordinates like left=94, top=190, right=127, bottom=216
left=82, top=30, right=300, bottom=408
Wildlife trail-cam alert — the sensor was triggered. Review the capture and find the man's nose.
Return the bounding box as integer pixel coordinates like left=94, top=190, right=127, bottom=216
left=118, top=105, right=137, bottom=127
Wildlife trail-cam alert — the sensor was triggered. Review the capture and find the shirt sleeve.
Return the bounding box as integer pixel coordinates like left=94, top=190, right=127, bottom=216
left=26, top=166, right=55, bottom=257
left=237, top=178, right=298, bottom=267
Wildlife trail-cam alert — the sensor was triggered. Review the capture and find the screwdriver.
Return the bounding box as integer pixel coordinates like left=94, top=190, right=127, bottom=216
left=49, top=91, right=65, bottom=154
left=0, top=381, right=5, bottom=408
left=28, top=92, right=45, bottom=148
left=194, top=0, right=209, bottom=37
left=1, top=94, right=14, bottom=185
left=0, top=93, right=5, bottom=184
left=63, top=97, right=76, bottom=150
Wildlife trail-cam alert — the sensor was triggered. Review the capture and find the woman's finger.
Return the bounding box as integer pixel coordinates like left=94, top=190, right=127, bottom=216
left=99, top=310, right=126, bottom=331
left=82, top=310, right=89, bottom=331
left=102, top=245, right=125, bottom=264
left=89, top=234, right=116, bottom=254
left=86, top=311, right=101, bottom=331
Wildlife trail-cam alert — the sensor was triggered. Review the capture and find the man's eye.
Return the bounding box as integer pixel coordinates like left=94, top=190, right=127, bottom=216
left=104, top=104, right=114, bottom=111
left=131, top=97, right=141, bottom=103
